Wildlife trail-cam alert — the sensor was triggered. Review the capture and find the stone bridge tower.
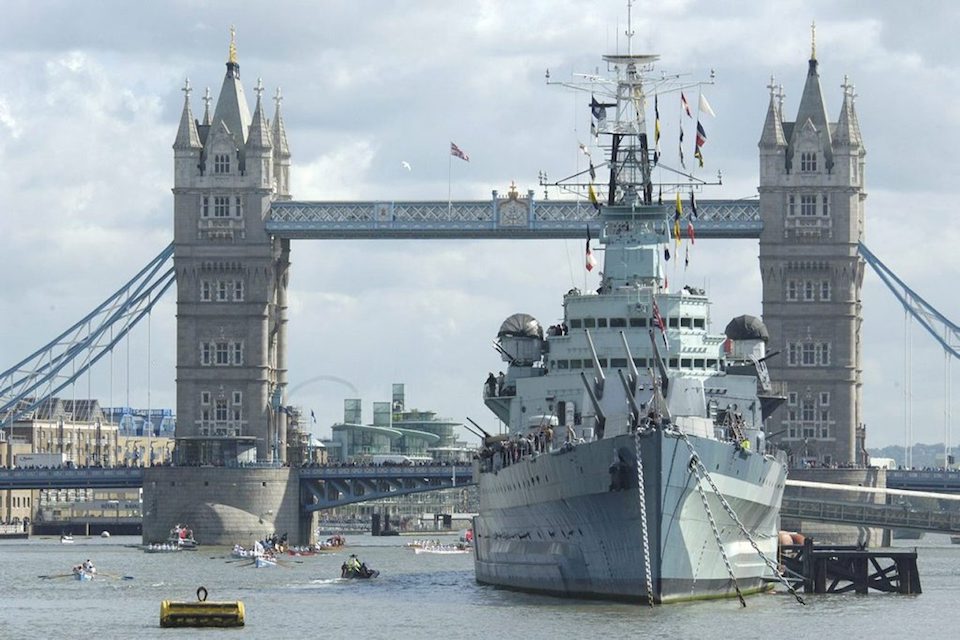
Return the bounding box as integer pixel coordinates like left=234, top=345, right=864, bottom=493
left=758, top=34, right=866, bottom=466
left=171, top=34, right=292, bottom=464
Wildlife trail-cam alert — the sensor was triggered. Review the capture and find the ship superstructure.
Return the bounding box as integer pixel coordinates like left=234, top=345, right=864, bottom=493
left=472, top=9, right=792, bottom=605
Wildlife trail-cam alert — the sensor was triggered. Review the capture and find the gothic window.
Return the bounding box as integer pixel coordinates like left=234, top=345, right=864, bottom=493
left=817, top=343, right=831, bottom=366
left=201, top=196, right=209, bottom=218
left=788, top=343, right=798, bottom=366
left=200, top=281, right=211, bottom=302
left=800, top=194, right=817, bottom=216
left=232, top=391, right=242, bottom=405
left=821, top=194, right=829, bottom=217
left=201, top=409, right=210, bottom=422
left=819, top=392, right=830, bottom=406
left=217, top=281, right=228, bottom=301
left=215, top=399, right=228, bottom=421
left=820, top=281, right=831, bottom=301
left=233, top=342, right=243, bottom=365
left=786, top=280, right=797, bottom=301
left=801, top=400, right=815, bottom=422
left=788, top=392, right=798, bottom=406
left=234, top=196, right=243, bottom=218
left=214, top=196, right=230, bottom=217
left=201, top=344, right=211, bottom=366
left=800, top=152, right=817, bottom=172
left=234, top=281, right=244, bottom=301
left=232, top=408, right=242, bottom=421
left=214, top=154, right=230, bottom=174
left=787, top=195, right=796, bottom=216
left=215, top=342, right=229, bottom=365
left=801, top=343, right=815, bottom=365
left=200, top=391, right=210, bottom=405
left=804, top=281, right=815, bottom=301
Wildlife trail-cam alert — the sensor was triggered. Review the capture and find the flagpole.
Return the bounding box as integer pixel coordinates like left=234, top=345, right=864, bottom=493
left=448, top=148, right=452, bottom=216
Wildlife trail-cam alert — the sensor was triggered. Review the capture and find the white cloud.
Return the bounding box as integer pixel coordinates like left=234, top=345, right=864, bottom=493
left=0, top=0, right=956, bottom=450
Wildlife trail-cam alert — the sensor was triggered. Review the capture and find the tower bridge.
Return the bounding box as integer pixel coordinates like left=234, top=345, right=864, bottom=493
left=12, top=34, right=953, bottom=546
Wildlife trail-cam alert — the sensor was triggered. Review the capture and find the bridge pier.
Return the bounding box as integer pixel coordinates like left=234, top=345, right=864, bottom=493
left=142, top=467, right=313, bottom=546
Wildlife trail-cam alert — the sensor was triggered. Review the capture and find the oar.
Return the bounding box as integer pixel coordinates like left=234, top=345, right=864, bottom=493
left=38, top=574, right=74, bottom=580
left=100, top=573, right=135, bottom=581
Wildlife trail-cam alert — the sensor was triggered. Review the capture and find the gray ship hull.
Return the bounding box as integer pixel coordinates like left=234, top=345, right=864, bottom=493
left=473, top=430, right=786, bottom=603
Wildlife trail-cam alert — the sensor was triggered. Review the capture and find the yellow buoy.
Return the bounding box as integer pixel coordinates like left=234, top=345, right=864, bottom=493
left=160, top=586, right=244, bottom=628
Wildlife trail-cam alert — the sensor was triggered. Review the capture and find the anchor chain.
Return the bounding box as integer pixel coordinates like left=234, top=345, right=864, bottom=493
left=634, top=429, right=656, bottom=606
left=680, top=432, right=806, bottom=605
left=689, top=455, right=746, bottom=607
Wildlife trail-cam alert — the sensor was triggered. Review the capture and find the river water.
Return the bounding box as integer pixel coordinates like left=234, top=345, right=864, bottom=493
left=0, top=532, right=957, bottom=639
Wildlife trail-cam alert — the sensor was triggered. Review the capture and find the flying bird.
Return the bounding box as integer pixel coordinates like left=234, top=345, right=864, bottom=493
left=401, top=161, right=412, bottom=171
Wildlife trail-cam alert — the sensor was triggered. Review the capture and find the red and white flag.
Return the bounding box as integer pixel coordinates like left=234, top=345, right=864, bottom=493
left=586, top=227, right=598, bottom=271
left=450, top=142, right=470, bottom=162
left=652, top=296, right=669, bottom=348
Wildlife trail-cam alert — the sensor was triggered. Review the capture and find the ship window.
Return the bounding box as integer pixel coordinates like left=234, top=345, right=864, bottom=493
left=629, top=318, right=647, bottom=328
left=693, top=318, right=705, bottom=329
left=610, top=318, right=626, bottom=328
left=668, top=358, right=679, bottom=368
left=610, top=358, right=627, bottom=368
left=583, top=318, right=596, bottom=329
left=569, top=319, right=582, bottom=329
left=633, top=358, right=646, bottom=368
left=680, top=317, right=692, bottom=328
left=668, top=317, right=679, bottom=328
left=680, top=358, right=692, bottom=368
left=706, top=359, right=718, bottom=369
left=694, top=358, right=705, bottom=368
left=597, top=318, right=608, bottom=328
left=557, top=360, right=569, bottom=370
left=566, top=359, right=579, bottom=369
left=597, top=358, right=608, bottom=367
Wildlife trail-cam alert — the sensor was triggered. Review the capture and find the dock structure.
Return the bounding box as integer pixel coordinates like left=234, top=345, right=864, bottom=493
left=780, top=538, right=921, bottom=595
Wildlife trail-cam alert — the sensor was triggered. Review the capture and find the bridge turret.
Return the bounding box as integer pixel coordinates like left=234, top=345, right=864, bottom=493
left=173, top=78, right=202, bottom=186
left=758, top=27, right=867, bottom=467
left=272, top=88, right=292, bottom=201
left=244, top=78, right=274, bottom=191
left=173, top=30, right=291, bottom=466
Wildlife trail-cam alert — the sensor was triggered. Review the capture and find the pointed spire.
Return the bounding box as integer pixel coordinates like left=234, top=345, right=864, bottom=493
left=272, top=87, right=290, bottom=158
left=202, top=87, right=212, bottom=126
left=793, top=43, right=831, bottom=140
left=760, top=75, right=786, bottom=148
left=210, top=27, right=251, bottom=148
left=834, top=75, right=863, bottom=148
left=810, top=20, right=817, bottom=61
left=246, top=78, right=273, bottom=151
left=173, top=78, right=201, bottom=150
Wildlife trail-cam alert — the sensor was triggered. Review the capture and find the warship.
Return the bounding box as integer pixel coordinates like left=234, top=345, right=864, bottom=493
left=472, top=14, right=790, bottom=605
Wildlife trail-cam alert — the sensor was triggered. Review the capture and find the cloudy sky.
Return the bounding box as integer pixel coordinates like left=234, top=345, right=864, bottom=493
left=1, top=0, right=958, bottom=451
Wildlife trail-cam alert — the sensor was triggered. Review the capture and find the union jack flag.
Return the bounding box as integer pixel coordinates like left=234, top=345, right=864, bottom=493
left=450, top=142, right=470, bottom=162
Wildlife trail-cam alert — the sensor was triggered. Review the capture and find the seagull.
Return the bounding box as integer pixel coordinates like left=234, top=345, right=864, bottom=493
left=400, top=161, right=412, bottom=171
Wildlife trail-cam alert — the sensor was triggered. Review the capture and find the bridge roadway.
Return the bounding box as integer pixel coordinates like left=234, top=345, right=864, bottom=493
left=266, top=198, right=762, bottom=239
left=6, top=466, right=960, bottom=530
